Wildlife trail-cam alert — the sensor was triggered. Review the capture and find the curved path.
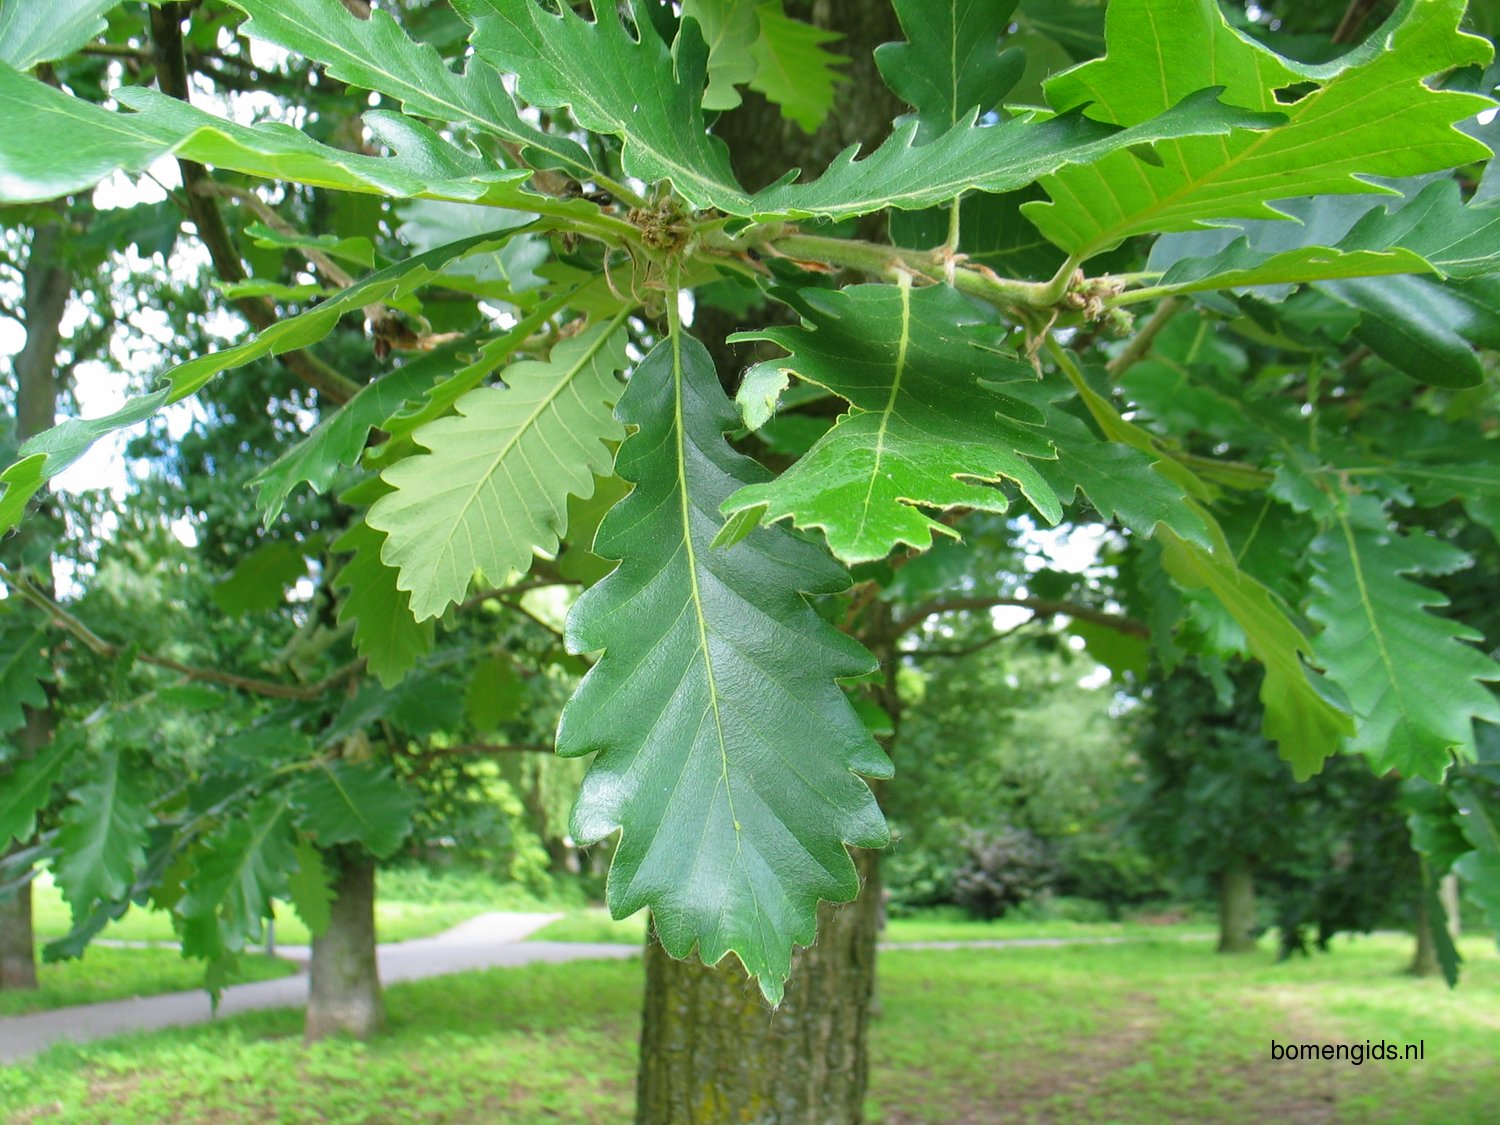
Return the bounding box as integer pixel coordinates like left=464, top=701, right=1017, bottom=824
left=0, top=912, right=637, bottom=1063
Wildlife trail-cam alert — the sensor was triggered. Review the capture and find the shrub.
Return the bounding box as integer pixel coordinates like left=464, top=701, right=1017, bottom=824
left=952, top=828, right=1056, bottom=921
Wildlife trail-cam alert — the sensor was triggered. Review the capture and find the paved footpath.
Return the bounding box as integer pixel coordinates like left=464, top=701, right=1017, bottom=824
left=0, top=912, right=638, bottom=1063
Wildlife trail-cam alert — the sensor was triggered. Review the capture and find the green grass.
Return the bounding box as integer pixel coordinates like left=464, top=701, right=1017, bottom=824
left=4, top=933, right=1496, bottom=1123
left=528, top=903, right=1212, bottom=946
left=0, top=948, right=296, bottom=1018
left=29, top=868, right=569, bottom=949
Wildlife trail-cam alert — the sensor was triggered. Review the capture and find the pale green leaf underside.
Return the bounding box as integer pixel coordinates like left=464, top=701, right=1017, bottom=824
left=1309, top=497, right=1500, bottom=780
left=558, top=332, right=890, bottom=1004
left=1026, top=0, right=1494, bottom=258
left=722, top=283, right=1060, bottom=564
left=368, top=317, right=630, bottom=620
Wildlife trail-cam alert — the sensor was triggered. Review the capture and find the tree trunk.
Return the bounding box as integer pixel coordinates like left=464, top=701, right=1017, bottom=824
left=1408, top=889, right=1441, bottom=978
left=636, top=848, right=882, bottom=1125
left=635, top=7, right=904, bottom=1120
left=1216, top=856, right=1258, bottom=953
left=0, top=877, right=37, bottom=990
left=1, top=216, right=72, bottom=993
left=305, top=851, right=385, bottom=1041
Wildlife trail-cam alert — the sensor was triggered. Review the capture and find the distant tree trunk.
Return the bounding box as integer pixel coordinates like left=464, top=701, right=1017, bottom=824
left=1408, top=890, right=1441, bottom=978
left=636, top=849, right=882, bottom=1125
left=0, top=875, right=37, bottom=990
left=1, top=216, right=72, bottom=993
left=305, top=851, right=385, bottom=1041
left=1217, top=856, right=1258, bottom=953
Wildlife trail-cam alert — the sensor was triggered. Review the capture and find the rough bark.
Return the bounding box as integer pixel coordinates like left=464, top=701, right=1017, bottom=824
left=0, top=217, right=72, bottom=993
left=636, top=849, right=883, bottom=1125
left=1216, top=856, right=1258, bottom=954
left=0, top=870, right=38, bottom=990
left=305, top=851, right=385, bottom=1041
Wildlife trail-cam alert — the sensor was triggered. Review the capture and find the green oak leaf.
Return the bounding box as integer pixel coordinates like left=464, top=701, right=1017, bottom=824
left=227, top=0, right=599, bottom=185
left=0, top=737, right=74, bottom=848
left=0, top=619, right=51, bottom=736
left=0, top=64, right=592, bottom=213
left=455, top=0, right=746, bottom=207
left=0, top=0, right=120, bottom=70
left=286, top=836, right=333, bottom=939
left=874, top=0, right=1024, bottom=141
left=1158, top=526, right=1353, bottom=779
left=367, top=316, right=629, bottom=620
left=52, top=750, right=153, bottom=916
left=456, top=0, right=1269, bottom=220
left=210, top=542, right=310, bottom=616
left=721, top=283, right=1060, bottom=564
left=289, top=762, right=417, bottom=859
left=1309, top=497, right=1500, bottom=780
left=557, top=330, right=891, bottom=1004
left=747, top=87, right=1277, bottom=222
left=0, top=231, right=512, bottom=538
left=747, top=0, right=847, bottom=133
left=252, top=344, right=459, bottom=523
left=332, top=480, right=435, bottom=689
left=1025, top=0, right=1494, bottom=258
left=682, top=0, right=760, bottom=112
left=179, top=792, right=297, bottom=958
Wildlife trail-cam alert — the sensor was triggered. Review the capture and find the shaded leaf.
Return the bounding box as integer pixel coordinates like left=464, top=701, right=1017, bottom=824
left=332, top=487, right=435, bottom=689
left=51, top=750, right=152, bottom=915
left=285, top=836, right=333, bottom=938
left=0, top=619, right=50, bottom=736
left=180, top=793, right=297, bottom=957
left=874, top=0, right=1023, bottom=140
left=0, top=0, right=119, bottom=70
left=0, top=737, right=73, bottom=847
left=290, top=762, right=416, bottom=859
left=210, top=542, right=309, bottom=616
left=721, top=283, right=1059, bottom=564
left=558, top=331, right=890, bottom=1004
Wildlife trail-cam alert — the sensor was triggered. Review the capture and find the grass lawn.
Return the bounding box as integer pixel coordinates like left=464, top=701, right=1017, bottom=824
left=3, top=933, right=1496, bottom=1123
left=529, top=903, right=1212, bottom=946
left=0, top=948, right=295, bottom=1018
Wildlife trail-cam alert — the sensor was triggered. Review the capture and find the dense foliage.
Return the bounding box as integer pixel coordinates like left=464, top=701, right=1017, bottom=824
left=3, top=0, right=1500, bottom=1006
